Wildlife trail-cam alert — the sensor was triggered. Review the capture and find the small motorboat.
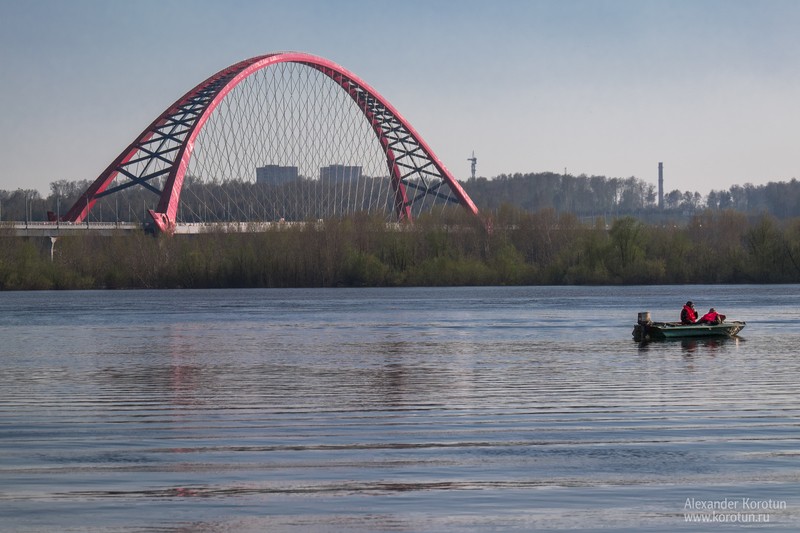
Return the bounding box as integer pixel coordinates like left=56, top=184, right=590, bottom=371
left=632, top=311, right=745, bottom=342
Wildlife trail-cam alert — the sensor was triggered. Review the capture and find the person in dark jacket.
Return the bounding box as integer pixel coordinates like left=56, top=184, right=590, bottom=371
left=681, top=301, right=698, bottom=324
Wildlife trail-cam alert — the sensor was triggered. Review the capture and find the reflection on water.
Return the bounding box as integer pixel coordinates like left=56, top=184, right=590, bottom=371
left=0, top=286, right=799, bottom=532
left=636, top=335, right=741, bottom=355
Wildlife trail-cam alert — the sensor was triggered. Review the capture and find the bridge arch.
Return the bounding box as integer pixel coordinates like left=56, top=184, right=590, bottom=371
left=61, top=52, right=479, bottom=233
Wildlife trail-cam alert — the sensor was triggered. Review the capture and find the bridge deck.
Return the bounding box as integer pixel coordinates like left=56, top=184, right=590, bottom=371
left=0, top=221, right=310, bottom=237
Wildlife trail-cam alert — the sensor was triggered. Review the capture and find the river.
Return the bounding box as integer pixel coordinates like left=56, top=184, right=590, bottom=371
left=1, top=285, right=798, bottom=531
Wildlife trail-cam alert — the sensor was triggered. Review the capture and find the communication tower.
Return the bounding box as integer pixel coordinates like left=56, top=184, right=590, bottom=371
left=467, top=151, right=477, bottom=180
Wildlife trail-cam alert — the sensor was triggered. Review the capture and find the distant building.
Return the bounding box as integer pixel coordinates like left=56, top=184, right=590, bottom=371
left=256, top=165, right=298, bottom=185
left=319, top=165, right=362, bottom=183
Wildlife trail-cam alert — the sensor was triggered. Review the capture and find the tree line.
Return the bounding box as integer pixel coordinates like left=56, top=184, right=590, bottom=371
left=2, top=208, right=799, bottom=290
left=2, top=173, right=800, bottom=224
left=463, top=173, right=800, bottom=219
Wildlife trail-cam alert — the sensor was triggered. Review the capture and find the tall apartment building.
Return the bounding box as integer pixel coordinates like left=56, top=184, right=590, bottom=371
left=319, top=165, right=362, bottom=183
left=256, top=165, right=299, bottom=185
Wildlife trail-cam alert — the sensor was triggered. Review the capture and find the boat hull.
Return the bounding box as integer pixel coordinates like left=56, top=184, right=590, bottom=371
left=632, top=321, right=745, bottom=342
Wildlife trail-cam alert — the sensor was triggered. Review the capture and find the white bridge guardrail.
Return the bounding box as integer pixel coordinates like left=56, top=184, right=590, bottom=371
left=0, top=220, right=317, bottom=236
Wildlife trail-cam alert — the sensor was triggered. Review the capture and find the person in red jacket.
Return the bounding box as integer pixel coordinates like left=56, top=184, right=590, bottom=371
left=698, top=308, right=726, bottom=324
left=680, top=301, right=698, bottom=324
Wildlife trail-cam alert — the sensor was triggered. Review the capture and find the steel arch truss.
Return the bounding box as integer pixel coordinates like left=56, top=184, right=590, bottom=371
left=61, top=52, right=479, bottom=233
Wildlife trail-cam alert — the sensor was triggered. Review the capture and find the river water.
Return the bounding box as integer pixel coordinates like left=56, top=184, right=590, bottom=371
left=1, top=285, right=798, bottom=532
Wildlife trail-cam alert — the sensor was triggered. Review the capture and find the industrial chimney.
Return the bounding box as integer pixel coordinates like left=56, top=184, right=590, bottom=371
left=658, top=162, right=664, bottom=210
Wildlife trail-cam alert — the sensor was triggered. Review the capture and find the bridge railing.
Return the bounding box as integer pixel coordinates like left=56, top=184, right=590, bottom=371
left=0, top=221, right=144, bottom=237
left=0, top=220, right=305, bottom=236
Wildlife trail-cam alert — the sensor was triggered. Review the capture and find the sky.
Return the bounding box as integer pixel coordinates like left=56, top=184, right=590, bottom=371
left=1, top=0, right=799, bottom=197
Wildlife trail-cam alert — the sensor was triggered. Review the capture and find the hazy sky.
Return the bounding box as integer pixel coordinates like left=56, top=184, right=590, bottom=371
left=1, top=0, right=798, bottom=196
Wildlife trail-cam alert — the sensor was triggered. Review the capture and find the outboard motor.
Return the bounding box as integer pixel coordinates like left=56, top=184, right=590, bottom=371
left=633, top=311, right=652, bottom=341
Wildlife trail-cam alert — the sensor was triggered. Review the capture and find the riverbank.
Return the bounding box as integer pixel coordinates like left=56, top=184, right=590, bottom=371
left=2, top=210, right=799, bottom=290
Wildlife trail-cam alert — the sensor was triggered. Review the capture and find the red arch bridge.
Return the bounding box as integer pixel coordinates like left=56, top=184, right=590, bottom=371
left=51, top=52, right=480, bottom=234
